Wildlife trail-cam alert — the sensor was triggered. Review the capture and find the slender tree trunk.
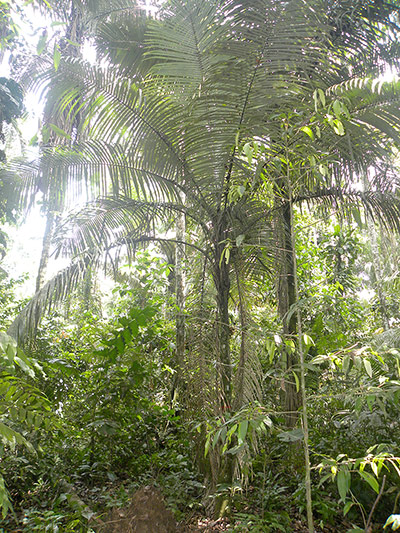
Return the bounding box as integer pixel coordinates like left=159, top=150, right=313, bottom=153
left=274, top=183, right=301, bottom=427
left=35, top=210, right=55, bottom=293
left=36, top=3, right=84, bottom=294
left=282, top=200, right=301, bottom=427
left=82, top=267, right=93, bottom=312
left=286, top=170, right=314, bottom=533
left=175, top=211, right=186, bottom=386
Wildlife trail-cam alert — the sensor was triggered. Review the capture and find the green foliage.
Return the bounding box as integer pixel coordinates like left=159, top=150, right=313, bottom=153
left=0, top=77, right=24, bottom=162
left=0, top=273, right=29, bottom=327
left=0, top=330, right=52, bottom=517
left=4, top=0, right=400, bottom=530
left=230, top=511, right=291, bottom=532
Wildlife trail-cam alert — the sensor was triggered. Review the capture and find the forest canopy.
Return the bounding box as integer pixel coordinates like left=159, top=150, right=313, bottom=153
left=1, top=1, right=400, bottom=532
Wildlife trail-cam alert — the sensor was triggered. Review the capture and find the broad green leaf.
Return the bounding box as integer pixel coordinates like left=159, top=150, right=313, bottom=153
left=226, top=444, right=244, bottom=455
left=226, top=424, right=238, bottom=441
left=130, top=321, right=139, bottom=337
left=359, top=470, right=379, bottom=493
left=319, top=163, right=328, bottom=176
left=243, top=143, right=253, bottom=164
left=303, top=334, right=314, bottom=347
left=317, top=88, right=326, bottom=106
left=333, top=119, right=345, bottom=136
left=342, top=355, right=351, bottom=374
left=364, top=359, right=373, bottom=377
left=5, top=344, right=15, bottom=363
left=332, top=99, right=342, bottom=117
left=238, top=420, right=248, bottom=444
left=212, top=428, right=222, bottom=449
left=337, top=467, right=351, bottom=501
left=343, top=501, right=354, bottom=516
left=300, top=126, right=314, bottom=139
left=14, top=357, right=34, bottom=378
left=318, top=473, right=333, bottom=486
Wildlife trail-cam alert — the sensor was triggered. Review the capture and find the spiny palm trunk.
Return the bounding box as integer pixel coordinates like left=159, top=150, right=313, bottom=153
left=214, top=255, right=232, bottom=411
left=212, top=223, right=234, bottom=517
left=233, top=258, right=251, bottom=410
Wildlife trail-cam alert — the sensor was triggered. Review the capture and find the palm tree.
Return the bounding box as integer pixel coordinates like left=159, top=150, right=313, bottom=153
left=8, top=0, right=400, bottom=522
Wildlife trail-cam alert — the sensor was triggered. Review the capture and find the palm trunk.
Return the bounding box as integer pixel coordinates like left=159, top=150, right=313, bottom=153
left=233, top=264, right=248, bottom=410
left=214, top=257, right=232, bottom=410
left=213, top=228, right=233, bottom=517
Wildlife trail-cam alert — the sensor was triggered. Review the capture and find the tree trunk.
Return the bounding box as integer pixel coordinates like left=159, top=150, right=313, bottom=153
left=35, top=210, right=55, bottom=293
left=175, top=211, right=186, bottom=388
left=274, top=186, right=301, bottom=427
left=36, top=4, right=85, bottom=294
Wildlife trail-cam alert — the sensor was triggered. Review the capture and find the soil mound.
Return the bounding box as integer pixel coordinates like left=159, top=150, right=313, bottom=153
left=96, top=485, right=177, bottom=533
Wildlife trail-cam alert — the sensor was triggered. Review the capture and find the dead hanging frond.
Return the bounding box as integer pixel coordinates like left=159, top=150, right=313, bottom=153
left=185, top=310, right=221, bottom=491
left=232, top=256, right=262, bottom=411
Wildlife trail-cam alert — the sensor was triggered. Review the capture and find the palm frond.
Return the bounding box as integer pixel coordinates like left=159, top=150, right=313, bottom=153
left=8, top=260, right=87, bottom=342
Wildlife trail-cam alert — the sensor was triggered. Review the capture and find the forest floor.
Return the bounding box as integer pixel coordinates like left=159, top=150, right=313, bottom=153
left=92, top=485, right=356, bottom=532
